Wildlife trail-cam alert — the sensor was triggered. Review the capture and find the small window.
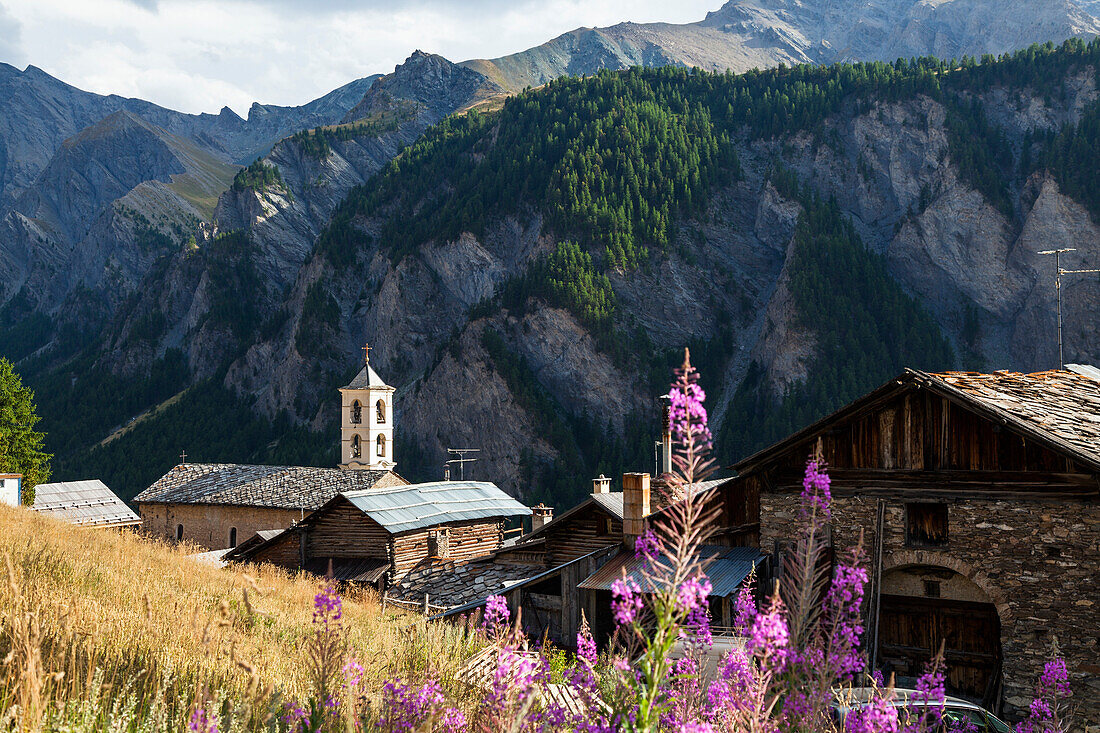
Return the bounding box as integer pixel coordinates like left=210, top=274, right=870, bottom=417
left=351, top=400, right=362, bottom=424
left=906, top=504, right=948, bottom=547
left=176, top=524, right=184, bottom=541
left=229, top=527, right=237, bottom=547
left=376, top=399, right=386, bottom=424
left=376, top=434, right=386, bottom=457
left=596, top=516, right=611, bottom=536
left=351, top=434, right=361, bottom=458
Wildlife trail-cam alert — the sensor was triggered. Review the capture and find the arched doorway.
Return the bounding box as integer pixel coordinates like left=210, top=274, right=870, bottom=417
left=877, top=565, right=1002, bottom=708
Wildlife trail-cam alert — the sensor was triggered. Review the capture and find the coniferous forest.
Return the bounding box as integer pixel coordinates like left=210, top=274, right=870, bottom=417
left=24, top=38, right=1100, bottom=505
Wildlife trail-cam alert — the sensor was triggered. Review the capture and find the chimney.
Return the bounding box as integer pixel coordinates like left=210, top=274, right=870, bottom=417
left=622, top=472, right=651, bottom=542
left=661, top=399, right=673, bottom=476
left=531, top=503, right=554, bottom=531
left=443, top=464, right=451, bottom=481
left=592, top=474, right=611, bottom=494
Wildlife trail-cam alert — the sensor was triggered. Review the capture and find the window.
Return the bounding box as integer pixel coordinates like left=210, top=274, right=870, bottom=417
left=596, top=516, right=611, bottom=536
left=351, top=434, right=361, bottom=458
left=176, top=524, right=184, bottom=541
left=229, top=527, right=237, bottom=547
left=351, top=400, right=362, bottom=424
left=376, top=434, right=386, bottom=457
left=376, top=399, right=386, bottom=424
left=906, top=503, right=948, bottom=547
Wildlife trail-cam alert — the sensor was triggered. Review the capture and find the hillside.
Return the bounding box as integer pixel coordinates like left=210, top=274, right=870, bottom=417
left=0, top=503, right=482, bottom=728
left=31, top=40, right=1099, bottom=508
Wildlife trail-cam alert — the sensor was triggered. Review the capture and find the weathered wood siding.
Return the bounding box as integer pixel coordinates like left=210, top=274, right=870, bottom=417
left=391, top=519, right=502, bottom=582
left=305, top=498, right=389, bottom=558
left=543, top=506, right=622, bottom=567
left=249, top=530, right=300, bottom=570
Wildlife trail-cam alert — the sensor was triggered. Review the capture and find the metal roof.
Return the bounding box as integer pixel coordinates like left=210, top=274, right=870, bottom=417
left=31, top=480, right=141, bottom=528
left=304, top=557, right=390, bottom=584
left=134, top=463, right=396, bottom=509
left=341, top=363, right=393, bottom=390
left=342, top=481, right=531, bottom=533
left=589, top=491, right=624, bottom=518
left=577, top=545, right=765, bottom=598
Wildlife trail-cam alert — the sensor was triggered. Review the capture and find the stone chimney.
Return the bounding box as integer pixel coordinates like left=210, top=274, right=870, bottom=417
left=592, top=474, right=612, bottom=494
left=622, top=472, right=651, bottom=542
left=531, top=503, right=554, bottom=531
left=660, top=397, right=673, bottom=476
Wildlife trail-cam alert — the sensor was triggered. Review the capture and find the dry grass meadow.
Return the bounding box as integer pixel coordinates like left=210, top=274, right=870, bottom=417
left=0, top=502, right=487, bottom=731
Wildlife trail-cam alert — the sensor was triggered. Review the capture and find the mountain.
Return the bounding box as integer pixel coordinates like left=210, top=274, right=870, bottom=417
left=463, top=0, right=1100, bottom=92
left=44, top=39, right=1100, bottom=507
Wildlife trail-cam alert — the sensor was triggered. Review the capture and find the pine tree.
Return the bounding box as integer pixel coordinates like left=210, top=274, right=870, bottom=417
left=0, top=358, right=51, bottom=504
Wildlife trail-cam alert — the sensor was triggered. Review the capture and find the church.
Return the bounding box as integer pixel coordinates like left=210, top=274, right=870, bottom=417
left=134, top=349, right=527, bottom=554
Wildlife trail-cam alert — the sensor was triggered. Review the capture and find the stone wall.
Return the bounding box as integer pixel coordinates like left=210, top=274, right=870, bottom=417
left=760, top=493, right=1100, bottom=721
left=138, top=503, right=304, bottom=550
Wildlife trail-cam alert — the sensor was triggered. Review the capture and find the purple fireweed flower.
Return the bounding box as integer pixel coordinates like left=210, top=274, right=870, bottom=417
left=733, top=580, right=756, bottom=634
left=801, top=458, right=832, bottom=522
left=669, top=350, right=713, bottom=451
left=313, top=582, right=342, bottom=625
left=676, top=576, right=712, bottom=615
left=748, top=601, right=790, bottom=661
left=1039, top=658, right=1071, bottom=697
left=188, top=707, right=218, bottom=733
left=846, top=696, right=901, bottom=733
left=483, top=594, right=510, bottom=632
left=676, top=723, right=716, bottom=733
left=611, top=576, right=644, bottom=626
left=281, top=702, right=308, bottom=733
left=1029, top=699, right=1053, bottom=722
left=634, top=528, right=661, bottom=561
left=381, top=678, right=446, bottom=731
left=824, top=561, right=869, bottom=680
left=442, top=707, right=467, bottom=733
left=577, top=626, right=597, bottom=666
left=343, top=658, right=365, bottom=690
left=903, top=666, right=946, bottom=733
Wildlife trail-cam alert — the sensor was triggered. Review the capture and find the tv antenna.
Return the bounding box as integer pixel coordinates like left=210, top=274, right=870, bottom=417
left=1038, top=249, right=1100, bottom=369
left=445, top=448, right=480, bottom=481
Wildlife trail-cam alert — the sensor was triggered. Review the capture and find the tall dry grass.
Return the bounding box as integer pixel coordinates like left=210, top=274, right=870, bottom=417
left=0, top=503, right=486, bottom=731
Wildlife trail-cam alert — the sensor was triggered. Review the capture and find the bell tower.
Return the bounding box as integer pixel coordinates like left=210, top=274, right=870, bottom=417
left=338, top=343, right=396, bottom=471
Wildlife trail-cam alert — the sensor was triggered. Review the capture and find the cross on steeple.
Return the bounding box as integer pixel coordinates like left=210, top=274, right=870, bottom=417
left=362, top=342, right=372, bottom=365
left=180, top=450, right=187, bottom=464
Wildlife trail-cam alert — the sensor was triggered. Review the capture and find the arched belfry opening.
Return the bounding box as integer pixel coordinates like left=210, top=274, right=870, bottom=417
left=876, top=565, right=1002, bottom=709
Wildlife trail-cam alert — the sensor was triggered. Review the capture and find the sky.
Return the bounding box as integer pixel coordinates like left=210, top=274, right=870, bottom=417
left=0, top=0, right=724, bottom=116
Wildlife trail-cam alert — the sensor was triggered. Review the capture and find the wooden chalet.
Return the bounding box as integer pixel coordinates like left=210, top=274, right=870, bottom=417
left=226, top=480, right=530, bottom=589
left=721, top=367, right=1100, bottom=718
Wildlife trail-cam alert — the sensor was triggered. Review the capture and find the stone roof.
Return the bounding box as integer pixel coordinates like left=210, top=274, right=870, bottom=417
left=342, top=363, right=392, bottom=390
left=134, top=464, right=394, bottom=509
left=390, top=557, right=540, bottom=609
left=31, top=480, right=141, bottom=528
left=922, top=369, right=1100, bottom=468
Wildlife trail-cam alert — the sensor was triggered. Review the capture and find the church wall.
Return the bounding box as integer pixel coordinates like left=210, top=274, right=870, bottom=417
left=138, top=503, right=304, bottom=550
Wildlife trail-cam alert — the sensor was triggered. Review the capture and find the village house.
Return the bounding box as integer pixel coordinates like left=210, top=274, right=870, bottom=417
left=723, top=367, right=1100, bottom=719
left=134, top=350, right=406, bottom=550
left=225, top=480, right=530, bottom=589
left=30, top=479, right=141, bottom=529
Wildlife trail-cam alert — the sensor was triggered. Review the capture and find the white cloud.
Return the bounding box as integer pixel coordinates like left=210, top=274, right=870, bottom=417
left=0, top=2, right=25, bottom=67
left=1, top=0, right=724, bottom=114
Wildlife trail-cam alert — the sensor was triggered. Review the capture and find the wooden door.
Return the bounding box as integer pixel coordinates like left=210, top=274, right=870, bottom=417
left=878, top=595, right=1001, bottom=707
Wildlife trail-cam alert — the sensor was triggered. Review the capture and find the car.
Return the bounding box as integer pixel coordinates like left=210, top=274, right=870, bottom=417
left=832, top=687, right=1013, bottom=733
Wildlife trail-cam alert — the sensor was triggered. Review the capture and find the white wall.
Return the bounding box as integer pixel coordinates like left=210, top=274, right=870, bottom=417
left=0, top=477, right=22, bottom=506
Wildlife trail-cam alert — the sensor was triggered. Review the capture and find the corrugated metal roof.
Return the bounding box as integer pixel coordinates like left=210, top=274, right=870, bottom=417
left=304, top=557, right=390, bottom=583
left=343, top=481, right=530, bottom=533
left=589, top=492, right=624, bottom=518
left=577, top=545, right=764, bottom=598
left=31, top=480, right=141, bottom=528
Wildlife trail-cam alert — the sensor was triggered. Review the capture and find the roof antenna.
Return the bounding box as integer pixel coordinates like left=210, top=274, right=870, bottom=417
left=1038, top=249, right=1100, bottom=369
left=445, top=448, right=480, bottom=481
